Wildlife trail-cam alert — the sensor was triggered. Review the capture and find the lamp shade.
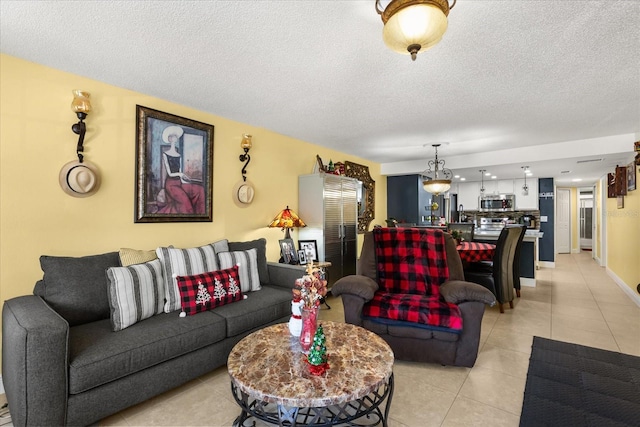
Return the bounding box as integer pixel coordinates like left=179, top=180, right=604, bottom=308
left=268, top=206, right=306, bottom=233
left=422, top=179, right=451, bottom=195
left=71, top=90, right=92, bottom=114
left=377, top=0, right=454, bottom=60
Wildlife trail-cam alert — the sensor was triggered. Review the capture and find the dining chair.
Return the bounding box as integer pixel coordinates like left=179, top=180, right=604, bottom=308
left=463, top=225, right=523, bottom=313
left=512, top=225, right=527, bottom=297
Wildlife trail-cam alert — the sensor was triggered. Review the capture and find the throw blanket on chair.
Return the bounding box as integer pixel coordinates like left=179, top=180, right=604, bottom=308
left=362, top=228, right=463, bottom=332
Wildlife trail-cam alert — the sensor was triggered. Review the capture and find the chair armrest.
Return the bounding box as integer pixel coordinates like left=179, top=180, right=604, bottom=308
left=331, top=276, right=379, bottom=326
left=331, top=275, right=378, bottom=301
left=267, top=262, right=306, bottom=291
left=440, top=280, right=496, bottom=306
left=2, top=295, right=69, bottom=426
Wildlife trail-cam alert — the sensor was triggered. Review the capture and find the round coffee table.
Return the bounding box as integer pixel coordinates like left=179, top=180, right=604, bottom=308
left=227, top=321, right=394, bottom=426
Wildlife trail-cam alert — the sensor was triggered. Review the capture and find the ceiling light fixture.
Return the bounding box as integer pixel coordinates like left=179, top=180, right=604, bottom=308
left=421, top=144, right=452, bottom=195
left=522, top=166, right=529, bottom=196
left=479, top=169, right=486, bottom=194
left=375, top=0, right=456, bottom=61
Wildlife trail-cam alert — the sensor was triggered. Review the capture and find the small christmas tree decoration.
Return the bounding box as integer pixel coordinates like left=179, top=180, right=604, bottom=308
left=195, top=281, right=212, bottom=306
left=306, top=324, right=329, bottom=375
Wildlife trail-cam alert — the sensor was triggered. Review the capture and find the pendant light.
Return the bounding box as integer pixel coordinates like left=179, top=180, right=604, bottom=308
left=422, top=144, right=452, bottom=195
left=479, top=169, right=486, bottom=194
left=375, top=0, right=457, bottom=61
left=522, top=166, right=530, bottom=196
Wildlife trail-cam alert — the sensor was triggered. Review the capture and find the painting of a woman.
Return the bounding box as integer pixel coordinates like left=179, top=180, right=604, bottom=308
left=157, top=125, right=205, bottom=214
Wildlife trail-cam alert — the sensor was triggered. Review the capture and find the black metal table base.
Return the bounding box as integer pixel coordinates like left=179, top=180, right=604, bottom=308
left=232, top=373, right=394, bottom=427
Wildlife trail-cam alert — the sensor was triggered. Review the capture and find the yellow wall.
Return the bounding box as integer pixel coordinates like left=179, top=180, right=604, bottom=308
left=0, top=54, right=387, bottom=305
left=606, top=163, right=640, bottom=295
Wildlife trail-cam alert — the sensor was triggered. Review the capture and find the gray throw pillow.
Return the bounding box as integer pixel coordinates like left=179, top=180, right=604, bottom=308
left=228, top=238, right=269, bottom=284
left=38, top=252, right=121, bottom=326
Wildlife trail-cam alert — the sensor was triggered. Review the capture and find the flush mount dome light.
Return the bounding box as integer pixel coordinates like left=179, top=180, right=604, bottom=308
left=376, top=0, right=456, bottom=61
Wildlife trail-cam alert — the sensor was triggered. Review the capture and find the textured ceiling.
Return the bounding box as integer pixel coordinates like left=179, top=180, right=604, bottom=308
left=1, top=0, right=639, bottom=186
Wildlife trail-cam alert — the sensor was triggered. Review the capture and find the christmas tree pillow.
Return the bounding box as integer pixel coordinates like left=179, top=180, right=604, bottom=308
left=175, top=265, right=243, bottom=316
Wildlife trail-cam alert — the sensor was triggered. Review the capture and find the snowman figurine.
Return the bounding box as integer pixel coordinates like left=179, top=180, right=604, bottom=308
left=288, top=299, right=303, bottom=337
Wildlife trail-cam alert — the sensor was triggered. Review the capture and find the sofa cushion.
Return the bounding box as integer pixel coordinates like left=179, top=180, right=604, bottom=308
left=176, top=266, right=243, bottom=315
left=363, top=291, right=463, bottom=332
left=118, top=248, right=157, bottom=266
left=37, top=252, right=121, bottom=326
left=156, top=242, right=223, bottom=313
left=228, top=238, right=269, bottom=284
left=211, top=285, right=291, bottom=337
left=217, top=249, right=261, bottom=292
left=67, top=311, right=227, bottom=394
left=106, top=259, right=165, bottom=331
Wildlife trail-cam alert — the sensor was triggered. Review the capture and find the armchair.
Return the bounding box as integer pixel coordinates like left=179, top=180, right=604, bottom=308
left=332, top=228, right=495, bottom=368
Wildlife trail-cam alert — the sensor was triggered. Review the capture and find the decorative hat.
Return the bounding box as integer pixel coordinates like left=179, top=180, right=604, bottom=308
left=162, top=126, right=184, bottom=144
left=59, top=160, right=100, bottom=197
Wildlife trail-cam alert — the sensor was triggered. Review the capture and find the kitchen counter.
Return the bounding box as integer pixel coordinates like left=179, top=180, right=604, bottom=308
left=473, top=229, right=543, bottom=287
left=474, top=229, right=543, bottom=242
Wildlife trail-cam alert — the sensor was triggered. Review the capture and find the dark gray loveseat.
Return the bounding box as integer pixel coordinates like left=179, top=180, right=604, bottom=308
left=2, top=238, right=301, bottom=426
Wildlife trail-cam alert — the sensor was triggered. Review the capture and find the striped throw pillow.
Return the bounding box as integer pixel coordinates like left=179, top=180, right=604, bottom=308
left=106, top=259, right=165, bottom=331
left=156, top=243, right=221, bottom=313
left=217, top=249, right=261, bottom=292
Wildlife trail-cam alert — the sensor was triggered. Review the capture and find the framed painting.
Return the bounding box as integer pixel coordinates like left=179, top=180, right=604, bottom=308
left=279, top=239, right=298, bottom=264
left=627, top=162, right=636, bottom=192
left=135, top=106, right=214, bottom=222
left=298, top=240, right=318, bottom=262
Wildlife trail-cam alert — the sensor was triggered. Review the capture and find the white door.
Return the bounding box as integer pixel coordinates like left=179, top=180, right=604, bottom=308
left=557, top=188, right=571, bottom=253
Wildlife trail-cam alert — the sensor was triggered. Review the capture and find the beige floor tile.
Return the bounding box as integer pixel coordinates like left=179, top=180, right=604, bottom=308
left=551, top=322, right=620, bottom=352
left=550, top=303, right=604, bottom=321
left=485, top=327, right=536, bottom=355
left=97, top=413, right=129, bottom=426
left=473, top=344, right=532, bottom=379
left=459, top=366, right=526, bottom=416
left=552, top=311, right=612, bottom=335
left=393, top=360, right=471, bottom=394
left=387, top=375, right=457, bottom=427
left=492, top=311, right=551, bottom=338
left=441, top=396, right=520, bottom=427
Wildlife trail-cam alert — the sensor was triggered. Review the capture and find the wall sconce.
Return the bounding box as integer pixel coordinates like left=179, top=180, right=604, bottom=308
left=239, top=134, right=252, bottom=181
left=71, top=90, right=92, bottom=163
left=60, top=90, right=99, bottom=197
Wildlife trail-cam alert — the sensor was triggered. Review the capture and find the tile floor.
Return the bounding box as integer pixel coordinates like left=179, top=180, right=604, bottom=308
left=5, top=253, right=640, bottom=426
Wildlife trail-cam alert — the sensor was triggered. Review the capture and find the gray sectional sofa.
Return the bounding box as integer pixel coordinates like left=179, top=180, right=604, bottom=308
left=2, top=238, right=302, bottom=426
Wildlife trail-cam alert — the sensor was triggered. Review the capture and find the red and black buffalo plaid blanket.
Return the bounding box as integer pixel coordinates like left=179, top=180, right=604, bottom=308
left=362, top=228, right=463, bottom=332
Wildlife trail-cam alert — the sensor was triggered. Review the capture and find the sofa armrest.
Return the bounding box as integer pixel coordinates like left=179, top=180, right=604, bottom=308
left=2, top=295, right=69, bottom=426
left=267, top=262, right=305, bottom=291
left=440, top=280, right=496, bottom=306
left=331, top=275, right=379, bottom=326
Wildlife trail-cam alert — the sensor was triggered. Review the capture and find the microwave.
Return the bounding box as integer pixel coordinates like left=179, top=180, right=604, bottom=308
left=479, top=194, right=515, bottom=212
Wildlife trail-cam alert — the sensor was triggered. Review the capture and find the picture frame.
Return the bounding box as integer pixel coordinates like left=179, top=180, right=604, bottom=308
left=135, top=105, right=214, bottom=223
left=297, top=250, right=307, bottom=265
left=298, top=240, right=318, bottom=262
left=279, top=238, right=298, bottom=264
left=627, top=162, right=636, bottom=191
left=617, top=195, right=624, bottom=209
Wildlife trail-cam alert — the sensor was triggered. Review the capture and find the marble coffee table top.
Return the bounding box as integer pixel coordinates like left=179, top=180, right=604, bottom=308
left=227, top=321, right=394, bottom=408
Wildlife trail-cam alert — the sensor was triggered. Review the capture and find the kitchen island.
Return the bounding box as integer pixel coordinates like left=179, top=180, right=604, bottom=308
left=473, top=229, right=544, bottom=287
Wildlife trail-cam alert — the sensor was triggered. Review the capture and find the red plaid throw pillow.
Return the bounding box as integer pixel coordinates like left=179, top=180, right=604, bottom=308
left=175, top=265, right=243, bottom=316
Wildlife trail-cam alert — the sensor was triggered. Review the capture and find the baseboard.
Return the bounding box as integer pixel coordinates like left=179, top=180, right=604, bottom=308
left=539, top=261, right=555, bottom=268
left=521, top=277, right=536, bottom=287
left=606, top=267, right=640, bottom=308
